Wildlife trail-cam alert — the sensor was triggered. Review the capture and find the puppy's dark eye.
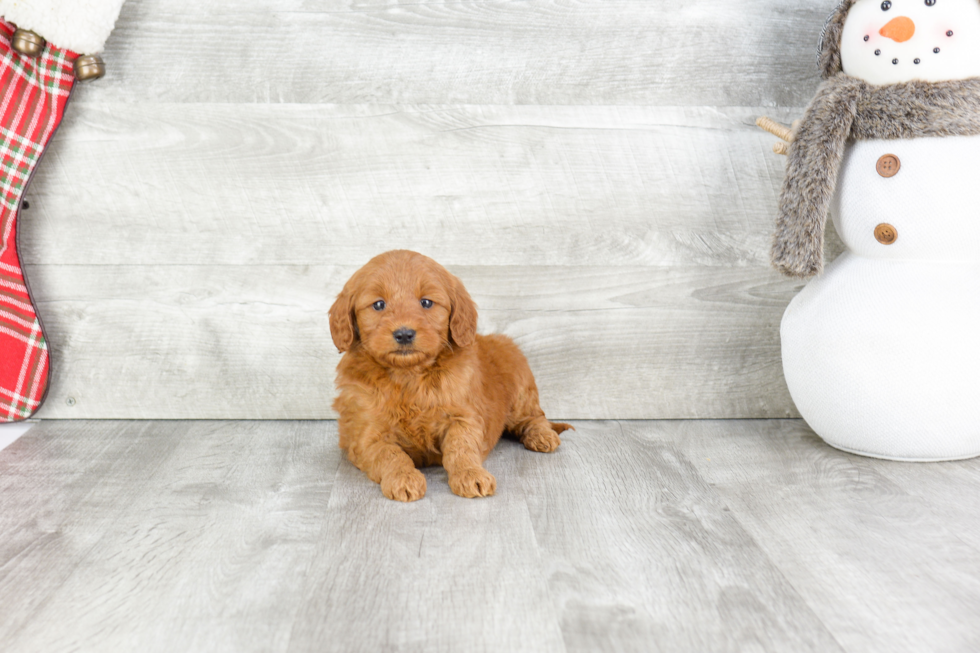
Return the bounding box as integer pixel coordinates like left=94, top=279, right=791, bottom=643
left=420, top=298, right=434, bottom=309
left=372, top=300, right=386, bottom=311
left=882, top=0, right=892, bottom=8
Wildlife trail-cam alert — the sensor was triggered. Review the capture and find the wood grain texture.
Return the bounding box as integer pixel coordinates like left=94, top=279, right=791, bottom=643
left=24, top=104, right=799, bottom=268
left=17, top=0, right=835, bottom=419
left=5, top=419, right=979, bottom=652
left=669, top=420, right=980, bottom=653
left=871, top=460, right=980, bottom=567
left=28, top=264, right=800, bottom=420
left=0, top=421, right=188, bottom=643
left=1, top=420, right=342, bottom=653
left=287, top=442, right=564, bottom=653
left=92, top=0, right=827, bottom=106
left=521, top=420, right=844, bottom=652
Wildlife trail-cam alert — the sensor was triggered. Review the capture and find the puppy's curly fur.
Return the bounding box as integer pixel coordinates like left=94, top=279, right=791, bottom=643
left=329, top=250, right=571, bottom=502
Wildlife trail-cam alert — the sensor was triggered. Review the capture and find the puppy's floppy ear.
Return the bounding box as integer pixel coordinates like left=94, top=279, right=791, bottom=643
left=328, top=284, right=358, bottom=353
left=449, top=275, right=477, bottom=348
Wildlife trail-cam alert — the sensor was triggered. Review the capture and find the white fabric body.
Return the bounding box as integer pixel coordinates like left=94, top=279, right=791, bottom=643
left=841, top=0, right=980, bottom=85
left=782, top=135, right=980, bottom=460
left=0, top=0, right=126, bottom=54
left=831, top=135, right=980, bottom=260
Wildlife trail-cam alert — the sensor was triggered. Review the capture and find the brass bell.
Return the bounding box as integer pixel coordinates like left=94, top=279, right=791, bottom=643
left=12, top=29, right=45, bottom=57
left=74, top=55, right=106, bottom=81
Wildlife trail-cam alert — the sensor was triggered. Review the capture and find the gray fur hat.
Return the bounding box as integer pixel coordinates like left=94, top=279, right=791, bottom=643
left=818, top=0, right=859, bottom=78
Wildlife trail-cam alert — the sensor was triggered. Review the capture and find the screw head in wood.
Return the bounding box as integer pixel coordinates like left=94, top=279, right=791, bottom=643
left=74, top=54, right=106, bottom=82
left=12, top=29, right=45, bottom=57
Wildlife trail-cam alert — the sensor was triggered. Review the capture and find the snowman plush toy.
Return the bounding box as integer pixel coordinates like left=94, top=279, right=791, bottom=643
left=767, top=0, right=980, bottom=460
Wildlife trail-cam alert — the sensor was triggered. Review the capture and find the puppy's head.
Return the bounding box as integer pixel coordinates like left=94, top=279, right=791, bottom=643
left=329, top=250, right=477, bottom=368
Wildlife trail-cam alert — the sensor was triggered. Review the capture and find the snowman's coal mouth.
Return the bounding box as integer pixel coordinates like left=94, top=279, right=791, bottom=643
left=868, top=27, right=954, bottom=68
left=873, top=48, right=940, bottom=66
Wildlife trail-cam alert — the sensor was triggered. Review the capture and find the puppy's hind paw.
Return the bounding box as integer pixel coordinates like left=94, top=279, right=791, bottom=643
left=449, top=468, right=497, bottom=498
left=521, top=427, right=562, bottom=453
left=381, top=469, right=427, bottom=502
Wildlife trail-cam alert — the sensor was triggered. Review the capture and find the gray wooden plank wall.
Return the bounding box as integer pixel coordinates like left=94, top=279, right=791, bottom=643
left=21, top=0, right=843, bottom=419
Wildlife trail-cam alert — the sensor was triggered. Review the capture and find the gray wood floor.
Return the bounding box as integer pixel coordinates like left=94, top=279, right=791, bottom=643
left=2, top=419, right=978, bottom=653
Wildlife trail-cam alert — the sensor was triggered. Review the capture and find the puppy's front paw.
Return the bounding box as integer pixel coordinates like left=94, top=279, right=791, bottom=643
left=381, top=469, right=427, bottom=502
left=449, top=467, right=497, bottom=498
left=522, top=427, right=561, bottom=453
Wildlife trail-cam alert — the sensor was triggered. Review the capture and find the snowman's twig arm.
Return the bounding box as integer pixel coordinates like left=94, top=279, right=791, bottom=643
left=756, top=116, right=795, bottom=142
left=757, top=117, right=802, bottom=156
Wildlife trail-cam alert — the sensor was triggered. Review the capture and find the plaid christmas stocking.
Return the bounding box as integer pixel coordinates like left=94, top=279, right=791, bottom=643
left=0, top=20, right=75, bottom=421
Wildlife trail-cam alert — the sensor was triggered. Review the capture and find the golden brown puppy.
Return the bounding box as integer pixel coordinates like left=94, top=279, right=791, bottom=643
left=329, top=250, right=571, bottom=501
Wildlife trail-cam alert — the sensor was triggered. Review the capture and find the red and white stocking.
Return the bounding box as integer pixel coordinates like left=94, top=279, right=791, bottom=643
left=0, top=1, right=124, bottom=421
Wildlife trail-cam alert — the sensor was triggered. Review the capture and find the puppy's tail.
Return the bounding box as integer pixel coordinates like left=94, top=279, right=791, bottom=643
left=549, top=422, right=575, bottom=435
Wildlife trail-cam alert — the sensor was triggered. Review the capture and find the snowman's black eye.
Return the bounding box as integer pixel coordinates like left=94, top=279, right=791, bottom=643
left=892, top=58, right=899, bottom=64
left=934, top=47, right=941, bottom=53
left=864, top=35, right=870, bottom=41
left=925, top=0, right=936, bottom=6
left=947, top=30, right=954, bottom=36
left=881, top=0, right=892, bottom=10
left=875, top=49, right=882, bottom=55
left=914, top=58, right=921, bottom=64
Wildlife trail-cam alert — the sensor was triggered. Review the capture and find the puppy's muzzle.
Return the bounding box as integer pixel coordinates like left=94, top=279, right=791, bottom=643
left=393, top=328, right=416, bottom=345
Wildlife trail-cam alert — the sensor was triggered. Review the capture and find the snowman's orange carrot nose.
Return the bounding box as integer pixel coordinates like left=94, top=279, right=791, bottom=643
left=880, top=16, right=915, bottom=42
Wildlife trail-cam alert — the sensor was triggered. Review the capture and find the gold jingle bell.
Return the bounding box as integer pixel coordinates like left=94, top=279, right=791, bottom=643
left=74, top=55, right=106, bottom=82
left=12, top=29, right=45, bottom=57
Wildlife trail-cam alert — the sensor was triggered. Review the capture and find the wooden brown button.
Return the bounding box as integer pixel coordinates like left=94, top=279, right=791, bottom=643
left=874, top=223, right=898, bottom=245
left=876, top=154, right=901, bottom=178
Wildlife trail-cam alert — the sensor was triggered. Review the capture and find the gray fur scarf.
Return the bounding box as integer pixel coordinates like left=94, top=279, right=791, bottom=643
left=772, top=75, right=980, bottom=278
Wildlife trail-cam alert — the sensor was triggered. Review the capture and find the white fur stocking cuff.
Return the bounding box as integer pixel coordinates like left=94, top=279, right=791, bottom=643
left=0, top=0, right=126, bottom=54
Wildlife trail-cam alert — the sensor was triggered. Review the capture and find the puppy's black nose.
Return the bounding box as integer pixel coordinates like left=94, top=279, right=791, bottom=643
left=393, top=328, right=416, bottom=345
